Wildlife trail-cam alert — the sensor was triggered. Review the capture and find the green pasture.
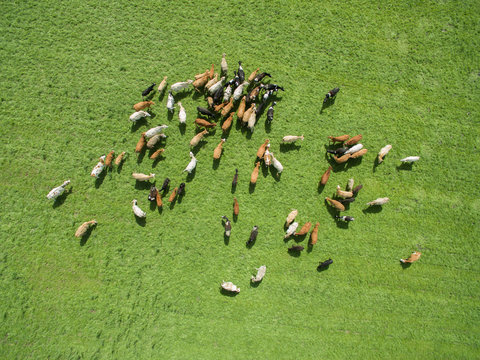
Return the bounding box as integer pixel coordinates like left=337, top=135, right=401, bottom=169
left=0, top=0, right=479, bottom=358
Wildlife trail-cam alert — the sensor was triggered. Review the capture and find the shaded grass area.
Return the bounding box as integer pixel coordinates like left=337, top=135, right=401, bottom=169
left=0, top=0, right=479, bottom=358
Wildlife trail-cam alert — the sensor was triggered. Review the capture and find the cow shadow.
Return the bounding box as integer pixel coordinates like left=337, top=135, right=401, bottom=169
left=320, top=97, right=336, bottom=113
left=131, top=118, right=148, bottom=133
left=345, top=157, right=363, bottom=169
left=396, top=163, right=414, bottom=171
left=401, top=262, right=412, bottom=269
left=169, top=197, right=177, bottom=210
left=135, top=180, right=153, bottom=190
left=280, top=143, right=302, bottom=153
left=212, top=157, right=221, bottom=170
left=316, top=264, right=331, bottom=272
left=152, top=156, right=166, bottom=168
left=179, top=122, right=186, bottom=135
left=167, top=110, right=174, bottom=121
left=246, top=239, right=256, bottom=249
left=269, top=167, right=281, bottom=182
left=116, top=160, right=125, bottom=174
left=94, top=172, right=106, bottom=189
left=219, top=288, right=239, bottom=297
left=52, top=188, right=73, bottom=208
left=250, top=280, right=261, bottom=288
left=325, top=200, right=340, bottom=219
left=136, top=148, right=146, bottom=164
left=287, top=248, right=302, bottom=257
left=362, top=206, right=383, bottom=214
left=79, top=225, right=96, bottom=246
left=317, top=183, right=326, bottom=194
left=265, top=119, right=272, bottom=133
left=335, top=220, right=350, bottom=229
left=134, top=215, right=146, bottom=227
left=372, top=157, right=380, bottom=173
left=249, top=182, right=256, bottom=194
left=186, top=168, right=196, bottom=182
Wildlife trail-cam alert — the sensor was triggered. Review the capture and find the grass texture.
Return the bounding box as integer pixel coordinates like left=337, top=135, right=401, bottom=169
left=0, top=0, right=479, bottom=358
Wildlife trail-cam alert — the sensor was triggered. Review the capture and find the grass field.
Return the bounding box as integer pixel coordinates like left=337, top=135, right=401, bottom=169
left=1, top=0, right=479, bottom=358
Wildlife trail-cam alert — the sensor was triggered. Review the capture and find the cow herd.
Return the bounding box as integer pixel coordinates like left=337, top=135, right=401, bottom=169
left=46, top=54, right=422, bottom=295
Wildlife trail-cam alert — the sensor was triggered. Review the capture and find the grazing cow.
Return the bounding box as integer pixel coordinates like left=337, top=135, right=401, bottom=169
left=335, top=215, right=355, bottom=222
left=115, top=151, right=126, bottom=166
left=264, top=147, right=272, bottom=166
left=205, top=74, right=218, bottom=90
left=317, top=258, right=333, bottom=270
left=74, top=220, right=97, bottom=238
left=288, top=245, right=304, bottom=252
left=129, top=111, right=151, bottom=122
left=156, top=192, right=163, bottom=207
left=135, top=133, right=146, bottom=153
left=222, top=216, right=231, bottom=237
left=310, top=222, right=319, bottom=245
left=212, top=85, right=224, bottom=104
left=352, top=184, right=363, bottom=197
left=132, top=173, right=155, bottom=181
left=251, top=265, right=266, bottom=283
left=148, top=186, right=158, bottom=201
left=336, top=185, right=353, bottom=199
left=214, top=102, right=226, bottom=112
left=166, top=91, right=175, bottom=112
left=207, top=96, right=214, bottom=108
left=400, top=251, right=421, bottom=264
left=366, top=197, right=389, bottom=206
left=326, top=147, right=348, bottom=156
left=194, top=69, right=209, bottom=80
left=221, top=281, right=240, bottom=293
left=320, top=166, right=333, bottom=186
left=347, top=178, right=354, bottom=191
left=344, top=144, right=363, bottom=155
left=250, top=161, right=260, bottom=184
left=232, top=169, right=239, bottom=186
left=168, top=187, right=178, bottom=202
left=284, top=222, right=299, bottom=239
left=323, top=87, right=339, bottom=103
left=282, top=135, right=304, bottom=143
left=195, top=118, right=217, bottom=128
left=400, top=156, right=420, bottom=163
left=105, top=150, right=115, bottom=168
left=208, top=64, right=214, bottom=79
left=223, top=83, right=233, bottom=102
left=233, top=81, right=249, bottom=101
left=47, top=180, right=71, bottom=200
left=247, top=225, right=258, bottom=246
left=236, top=96, right=247, bottom=120
left=146, top=134, right=166, bottom=149
left=237, top=61, right=245, bottom=83
left=247, top=105, right=258, bottom=131
left=132, top=199, right=146, bottom=218
left=183, top=152, right=197, bottom=173
left=213, top=139, right=226, bottom=159
left=189, top=129, right=208, bottom=147
left=208, top=76, right=225, bottom=95
left=266, top=101, right=277, bottom=122
left=350, top=148, right=368, bottom=159
left=177, top=182, right=185, bottom=197
left=328, top=134, right=350, bottom=144
left=178, top=102, right=186, bottom=124
left=197, top=106, right=216, bottom=118
left=170, top=80, right=193, bottom=92
left=242, top=104, right=255, bottom=124
left=270, top=152, right=284, bottom=173
left=160, top=178, right=170, bottom=192
left=221, top=53, right=228, bottom=74
left=145, top=125, right=168, bottom=139
left=233, top=197, right=239, bottom=215
left=90, top=155, right=106, bottom=178
left=193, top=75, right=209, bottom=90
left=248, top=68, right=260, bottom=82
left=256, top=139, right=270, bottom=159
left=157, top=76, right=168, bottom=93
left=338, top=197, right=356, bottom=205
left=221, top=98, right=234, bottom=117
left=345, top=134, right=362, bottom=146
left=221, top=112, right=234, bottom=132
left=262, top=83, right=284, bottom=92
left=333, top=153, right=352, bottom=164
left=133, top=101, right=155, bottom=111
left=254, top=72, right=271, bottom=82
left=377, top=144, right=392, bottom=163
left=325, top=197, right=345, bottom=211
left=142, top=83, right=156, bottom=97
left=295, top=222, right=312, bottom=236
left=286, top=209, right=298, bottom=226
left=149, top=148, right=165, bottom=160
